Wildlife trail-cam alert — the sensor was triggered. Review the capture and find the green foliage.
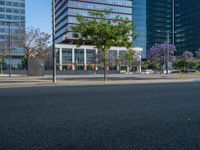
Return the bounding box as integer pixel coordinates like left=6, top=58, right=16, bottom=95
left=71, top=10, right=137, bottom=80
left=173, top=59, right=187, bottom=70
left=197, top=54, right=200, bottom=60
left=124, top=48, right=134, bottom=67
left=173, top=59, right=199, bottom=71
left=21, top=57, right=27, bottom=70
left=72, top=10, right=137, bottom=49
left=188, top=61, right=199, bottom=69
left=142, top=60, right=152, bottom=69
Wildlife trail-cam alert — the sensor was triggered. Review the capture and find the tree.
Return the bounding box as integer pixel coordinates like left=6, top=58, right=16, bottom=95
left=71, top=10, right=137, bottom=81
left=149, top=43, right=176, bottom=72
left=181, top=51, right=193, bottom=71
left=182, top=51, right=193, bottom=61
left=124, top=48, right=134, bottom=74
left=18, top=27, right=51, bottom=70
left=94, top=51, right=116, bottom=68
left=142, top=60, right=152, bottom=70
left=195, top=49, right=200, bottom=59
left=0, top=42, right=8, bottom=73
left=173, top=59, right=187, bottom=71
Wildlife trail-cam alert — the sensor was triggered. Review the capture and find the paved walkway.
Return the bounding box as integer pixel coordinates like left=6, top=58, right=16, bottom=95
left=0, top=73, right=200, bottom=88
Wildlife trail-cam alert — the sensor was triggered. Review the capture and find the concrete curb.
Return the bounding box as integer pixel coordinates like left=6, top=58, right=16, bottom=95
left=0, top=78, right=199, bottom=89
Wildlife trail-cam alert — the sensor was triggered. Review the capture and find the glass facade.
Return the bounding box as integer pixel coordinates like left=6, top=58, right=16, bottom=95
left=175, top=0, right=200, bottom=54
left=146, top=0, right=174, bottom=55
left=0, top=0, right=25, bottom=42
left=0, top=0, right=25, bottom=69
left=55, top=0, right=133, bottom=44
left=146, top=0, right=200, bottom=55
left=133, top=0, right=147, bottom=58
left=55, top=0, right=200, bottom=57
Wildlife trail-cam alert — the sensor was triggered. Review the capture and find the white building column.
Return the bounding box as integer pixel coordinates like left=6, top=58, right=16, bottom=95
left=137, top=66, right=142, bottom=73
left=84, top=48, right=87, bottom=71
left=59, top=48, right=63, bottom=70
left=95, top=48, right=98, bottom=71
left=137, top=51, right=142, bottom=73
left=117, top=50, right=120, bottom=71
left=72, top=48, right=75, bottom=71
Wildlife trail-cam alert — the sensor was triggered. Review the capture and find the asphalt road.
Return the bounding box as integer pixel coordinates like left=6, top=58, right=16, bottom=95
left=0, top=82, right=200, bottom=150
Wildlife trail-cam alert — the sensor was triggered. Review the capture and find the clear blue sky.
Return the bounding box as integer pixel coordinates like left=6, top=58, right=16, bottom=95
left=26, top=0, right=51, bottom=34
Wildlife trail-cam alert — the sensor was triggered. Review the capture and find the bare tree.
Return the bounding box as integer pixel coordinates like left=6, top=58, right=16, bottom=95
left=0, top=41, right=8, bottom=74
left=18, top=27, right=51, bottom=70
left=34, top=31, right=51, bottom=58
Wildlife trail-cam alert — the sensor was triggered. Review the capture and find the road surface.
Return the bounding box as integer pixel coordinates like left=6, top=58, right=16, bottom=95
left=0, top=82, right=200, bottom=150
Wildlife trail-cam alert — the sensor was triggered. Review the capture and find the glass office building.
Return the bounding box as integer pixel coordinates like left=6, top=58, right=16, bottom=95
left=146, top=0, right=174, bottom=55
left=55, top=0, right=200, bottom=59
left=54, top=0, right=142, bottom=72
left=175, top=0, right=200, bottom=54
left=0, top=0, right=25, bottom=69
left=55, top=0, right=133, bottom=43
left=133, top=0, right=147, bottom=58
left=146, top=0, right=200, bottom=55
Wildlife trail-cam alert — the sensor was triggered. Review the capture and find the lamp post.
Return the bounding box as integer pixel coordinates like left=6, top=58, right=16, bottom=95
left=166, top=32, right=170, bottom=74
left=52, top=0, right=56, bottom=83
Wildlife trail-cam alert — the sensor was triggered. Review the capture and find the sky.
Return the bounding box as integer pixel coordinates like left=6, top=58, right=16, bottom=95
left=26, top=0, right=52, bottom=34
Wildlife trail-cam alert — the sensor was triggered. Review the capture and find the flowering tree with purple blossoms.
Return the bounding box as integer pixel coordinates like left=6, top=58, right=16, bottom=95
left=182, top=51, right=193, bottom=61
left=149, top=43, right=176, bottom=72
left=93, top=51, right=116, bottom=68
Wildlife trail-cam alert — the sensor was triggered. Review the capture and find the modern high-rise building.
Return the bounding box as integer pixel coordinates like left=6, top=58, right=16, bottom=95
left=54, top=0, right=142, bottom=71
left=55, top=0, right=133, bottom=44
left=54, top=0, right=200, bottom=63
left=146, top=0, right=174, bottom=53
left=0, top=0, right=25, bottom=69
left=175, top=0, right=200, bottom=55
left=146, top=0, right=200, bottom=56
left=133, top=0, right=147, bottom=58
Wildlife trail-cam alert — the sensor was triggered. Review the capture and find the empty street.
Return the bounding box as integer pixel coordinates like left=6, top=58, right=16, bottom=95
left=0, top=82, right=200, bottom=150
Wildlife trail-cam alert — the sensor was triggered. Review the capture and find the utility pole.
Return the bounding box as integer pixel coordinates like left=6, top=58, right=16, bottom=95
left=52, top=0, right=56, bottom=83
left=166, top=32, right=170, bottom=74
left=8, top=22, right=11, bottom=77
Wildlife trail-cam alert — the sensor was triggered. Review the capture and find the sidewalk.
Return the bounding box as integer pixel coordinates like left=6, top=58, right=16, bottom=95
left=0, top=73, right=200, bottom=88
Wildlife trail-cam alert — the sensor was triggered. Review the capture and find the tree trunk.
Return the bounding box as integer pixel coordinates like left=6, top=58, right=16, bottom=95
left=0, top=62, right=2, bottom=74
left=26, top=56, right=29, bottom=75
left=103, top=50, right=107, bottom=81
left=104, top=58, right=107, bottom=81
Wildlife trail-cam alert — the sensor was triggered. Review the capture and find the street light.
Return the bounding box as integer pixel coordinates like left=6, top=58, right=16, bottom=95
left=0, top=20, right=25, bottom=77
left=52, top=0, right=56, bottom=83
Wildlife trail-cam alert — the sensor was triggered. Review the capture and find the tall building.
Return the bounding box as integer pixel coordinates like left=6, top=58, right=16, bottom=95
left=175, top=0, right=200, bottom=55
left=55, top=0, right=133, bottom=44
left=0, top=0, right=25, bottom=69
left=54, top=0, right=142, bottom=71
left=133, top=0, right=147, bottom=58
left=146, top=0, right=174, bottom=53
left=145, top=0, right=200, bottom=56
left=55, top=0, right=200, bottom=61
